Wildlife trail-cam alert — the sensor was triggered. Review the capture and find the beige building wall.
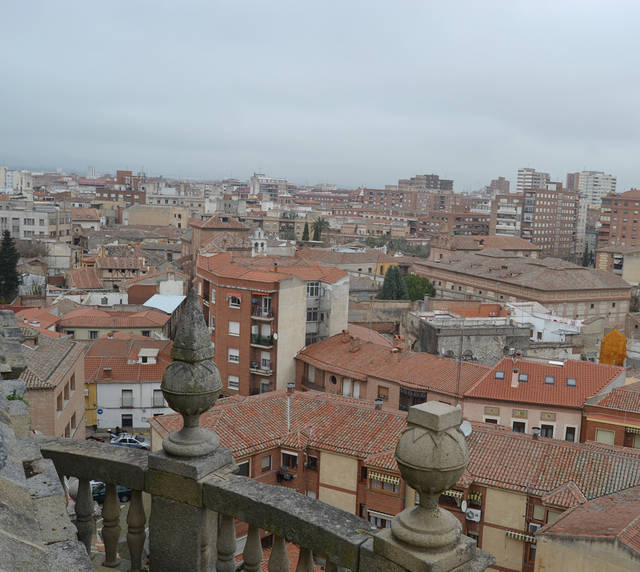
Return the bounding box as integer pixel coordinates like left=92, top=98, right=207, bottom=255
left=60, top=326, right=166, bottom=340
left=535, top=536, right=640, bottom=572
left=318, top=451, right=358, bottom=513
left=326, top=277, right=350, bottom=337
left=463, top=399, right=583, bottom=441
left=483, top=487, right=527, bottom=571
left=124, top=205, right=190, bottom=228
left=622, top=251, right=640, bottom=285
left=275, top=278, right=306, bottom=391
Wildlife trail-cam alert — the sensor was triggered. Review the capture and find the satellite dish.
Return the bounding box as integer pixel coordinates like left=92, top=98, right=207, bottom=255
left=461, top=420, right=472, bottom=437
left=273, top=333, right=278, bottom=340
left=461, top=500, right=468, bottom=513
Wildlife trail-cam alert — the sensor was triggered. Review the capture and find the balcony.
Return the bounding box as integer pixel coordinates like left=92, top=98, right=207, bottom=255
left=251, top=334, right=274, bottom=348
left=251, top=307, right=274, bottom=321
left=250, top=360, right=273, bottom=376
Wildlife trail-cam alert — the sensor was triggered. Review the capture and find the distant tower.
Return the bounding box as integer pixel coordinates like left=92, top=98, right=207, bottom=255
left=88, top=166, right=97, bottom=179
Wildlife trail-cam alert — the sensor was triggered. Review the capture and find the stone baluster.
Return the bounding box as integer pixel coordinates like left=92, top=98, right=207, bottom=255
left=295, top=546, right=314, bottom=571
left=324, top=561, right=338, bottom=572
left=268, top=534, right=290, bottom=572
left=75, top=477, right=94, bottom=556
left=216, top=513, right=237, bottom=572
left=243, top=524, right=263, bottom=572
left=127, top=489, right=146, bottom=571
left=102, top=483, right=121, bottom=567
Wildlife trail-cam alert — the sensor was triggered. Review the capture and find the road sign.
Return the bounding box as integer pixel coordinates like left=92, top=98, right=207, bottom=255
left=97, top=408, right=103, bottom=415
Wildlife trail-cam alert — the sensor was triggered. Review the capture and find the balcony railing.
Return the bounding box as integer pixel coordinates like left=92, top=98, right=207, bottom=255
left=250, top=360, right=272, bottom=375
left=251, top=307, right=274, bottom=320
left=251, top=334, right=274, bottom=348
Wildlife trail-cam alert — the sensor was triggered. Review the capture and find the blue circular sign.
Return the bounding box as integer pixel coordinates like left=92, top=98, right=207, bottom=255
left=97, top=408, right=104, bottom=415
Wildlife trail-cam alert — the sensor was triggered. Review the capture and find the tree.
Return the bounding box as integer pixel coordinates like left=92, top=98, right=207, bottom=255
left=404, top=274, right=436, bottom=301
left=377, top=266, right=409, bottom=300
left=0, top=231, right=20, bottom=302
left=312, top=217, right=329, bottom=241
left=302, top=222, right=310, bottom=241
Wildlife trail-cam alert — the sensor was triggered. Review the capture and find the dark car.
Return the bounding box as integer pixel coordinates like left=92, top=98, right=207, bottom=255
left=91, top=481, right=132, bottom=503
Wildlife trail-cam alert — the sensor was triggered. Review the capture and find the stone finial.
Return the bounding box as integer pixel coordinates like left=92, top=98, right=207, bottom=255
left=161, top=288, right=222, bottom=457
left=374, top=401, right=486, bottom=571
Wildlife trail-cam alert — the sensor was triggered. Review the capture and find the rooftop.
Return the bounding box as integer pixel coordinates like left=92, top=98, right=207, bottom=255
left=66, top=267, right=104, bottom=290
left=464, top=357, right=624, bottom=408
left=589, top=380, right=640, bottom=413
left=57, top=307, right=170, bottom=329
left=21, top=334, right=85, bottom=389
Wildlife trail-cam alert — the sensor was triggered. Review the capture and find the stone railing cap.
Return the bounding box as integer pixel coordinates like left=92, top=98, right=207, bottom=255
left=407, top=401, right=461, bottom=431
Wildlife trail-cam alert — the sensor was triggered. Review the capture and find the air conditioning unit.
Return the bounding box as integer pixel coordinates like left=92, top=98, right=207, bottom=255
left=528, top=523, right=542, bottom=534
left=466, top=508, right=482, bottom=522
left=84, top=389, right=89, bottom=396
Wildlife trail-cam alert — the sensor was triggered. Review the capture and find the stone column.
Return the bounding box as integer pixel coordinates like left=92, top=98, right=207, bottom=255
left=148, top=288, right=235, bottom=572
left=373, top=401, right=495, bottom=571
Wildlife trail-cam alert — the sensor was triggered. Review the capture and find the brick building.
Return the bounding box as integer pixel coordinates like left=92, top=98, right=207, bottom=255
left=411, top=249, right=631, bottom=329
left=598, top=188, right=640, bottom=249
left=21, top=329, right=86, bottom=438
left=416, top=210, right=490, bottom=239
left=196, top=251, right=349, bottom=396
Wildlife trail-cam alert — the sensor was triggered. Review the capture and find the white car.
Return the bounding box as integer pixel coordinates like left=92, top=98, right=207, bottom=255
left=109, top=433, right=150, bottom=450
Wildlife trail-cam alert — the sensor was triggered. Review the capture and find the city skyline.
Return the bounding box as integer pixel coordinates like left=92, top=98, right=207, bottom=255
left=2, top=2, right=640, bottom=191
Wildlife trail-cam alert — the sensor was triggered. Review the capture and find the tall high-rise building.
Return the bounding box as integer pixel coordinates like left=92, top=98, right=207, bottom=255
left=489, top=176, right=510, bottom=195
left=566, top=171, right=616, bottom=208
left=517, top=168, right=550, bottom=193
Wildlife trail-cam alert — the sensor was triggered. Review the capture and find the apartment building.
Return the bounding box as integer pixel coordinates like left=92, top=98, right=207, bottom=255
left=411, top=249, right=631, bottom=329
left=249, top=173, right=292, bottom=201
left=195, top=251, right=348, bottom=395
left=0, top=201, right=72, bottom=242
left=597, top=188, right=640, bottom=249
left=397, top=173, right=454, bottom=192
left=463, top=357, right=625, bottom=442
left=182, top=215, right=251, bottom=268
left=417, top=210, right=490, bottom=239
left=84, top=334, right=173, bottom=429
left=566, top=170, right=616, bottom=207
left=95, top=187, right=146, bottom=207
left=489, top=193, right=523, bottom=236
left=94, top=256, right=148, bottom=289
left=144, top=184, right=204, bottom=211
left=519, top=184, right=579, bottom=259
left=516, top=168, right=550, bottom=193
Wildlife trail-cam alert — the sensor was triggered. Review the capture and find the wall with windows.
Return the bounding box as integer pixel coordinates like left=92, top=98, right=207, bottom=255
left=96, top=381, right=172, bottom=429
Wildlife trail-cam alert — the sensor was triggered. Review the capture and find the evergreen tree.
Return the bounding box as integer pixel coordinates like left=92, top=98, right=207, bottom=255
left=312, top=217, right=329, bottom=241
left=302, top=222, right=310, bottom=241
left=377, top=266, right=409, bottom=300
left=0, top=231, right=20, bottom=302
left=404, top=274, right=436, bottom=301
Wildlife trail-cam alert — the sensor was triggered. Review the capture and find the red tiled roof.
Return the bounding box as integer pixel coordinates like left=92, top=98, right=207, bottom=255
left=21, top=336, right=85, bottom=390
left=85, top=337, right=172, bottom=383
left=71, top=208, right=100, bottom=221
left=190, top=216, right=248, bottom=230
left=540, top=482, right=588, bottom=507
left=15, top=307, right=59, bottom=330
left=95, top=256, right=145, bottom=270
left=66, top=267, right=104, bottom=290
left=57, top=308, right=170, bottom=329
left=464, top=357, right=624, bottom=408
left=297, top=333, right=490, bottom=395
left=345, top=324, right=392, bottom=347
left=593, top=381, right=640, bottom=413
left=537, top=485, right=640, bottom=556
left=150, top=391, right=407, bottom=459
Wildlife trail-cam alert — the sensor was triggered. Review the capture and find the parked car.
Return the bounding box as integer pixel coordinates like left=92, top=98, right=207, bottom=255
left=109, top=433, right=150, bottom=450
left=91, top=481, right=132, bottom=503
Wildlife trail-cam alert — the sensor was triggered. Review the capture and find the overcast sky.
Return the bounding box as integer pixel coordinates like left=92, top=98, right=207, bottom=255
left=1, top=1, right=638, bottom=191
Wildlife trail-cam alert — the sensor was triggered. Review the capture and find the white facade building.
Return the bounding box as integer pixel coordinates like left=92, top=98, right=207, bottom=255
left=576, top=170, right=616, bottom=208
left=517, top=168, right=550, bottom=193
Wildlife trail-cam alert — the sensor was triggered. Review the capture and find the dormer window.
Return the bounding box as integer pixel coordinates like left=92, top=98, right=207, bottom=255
left=567, top=377, right=577, bottom=387
left=519, top=373, right=528, bottom=382
left=495, top=371, right=505, bottom=380
left=545, top=375, right=555, bottom=385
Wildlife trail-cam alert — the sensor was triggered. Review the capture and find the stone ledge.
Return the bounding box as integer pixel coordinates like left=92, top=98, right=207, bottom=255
left=203, top=474, right=377, bottom=569
left=148, top=446, right=234, bottom=480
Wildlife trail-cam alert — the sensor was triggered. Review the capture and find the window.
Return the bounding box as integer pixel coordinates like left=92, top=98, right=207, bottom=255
left=378, top=386, right=389, bottom=400
left=567, top=377, right=576, bottom=387
left=330, top=375, right=337, bottom=385
left=142, top=330, right=151, bottom=337
left=382, top=481, right=400, bottom=493
left=512, top=421, right=526, bottom=433
left=67, top=330, right=75, bottom=338
left=228, top=321, right=240, bottom=336
left=261, top=455, right=272, bottom=471
left=228, top=375, right=239, bottom=390
left=71, top=413, right=76, bottom=429
left=565, top=426, right=576, bottom=442
left=306, top=307, right=319, bottom=322
left=122, top=389, right=133, bottom=407
left=540, top=424, right=554, bottom=438
left=64, top=383, right=69, bottom=401
left=545, top=375, right=555, bottom=385
left=282, top=451, right=298, bottom=470
left=495, top=370, right=505, bottom=380
left=153, top=389, right=164, bottom=407
left=237, top=461, right=250, bottom=476
left=211, top=289, right=216, bottom=304
left=89, top=330, right=98, bottom=340
left=141, top=356, right=148, bottom=364
left=307, top=281, right=320, bottom=297
left=518, top=373, right=528, bottom=382
left=228, top=295, right=241, bottom=308
left=121, top=414, right=133, bottom=427
left=70, top=373, right=76, bottom=391
left=228, top=348, right=239, bottom=363
left=306, top=455, right=318, bottom=471
left=56, top=393, right=63, bottom=412
left=595, top=428, right=615, bottom=445
left=484, top=418, right=498, bottom=424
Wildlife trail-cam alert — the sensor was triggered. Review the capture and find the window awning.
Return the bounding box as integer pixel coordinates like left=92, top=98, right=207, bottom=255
left=281, top=450, right=298, bottom=457
left=625, top=426, right=640, bottom=435
left=227, top=292, right=243, bottom=299
left=369, top=472, right=400, bottom=485
left=368, top=509, right=394, bottom=520
left=506, top=530, right=536, bottom=543
left=443, top=489, right=463, bottom=500
left=469, top=491, right=482, bottom=503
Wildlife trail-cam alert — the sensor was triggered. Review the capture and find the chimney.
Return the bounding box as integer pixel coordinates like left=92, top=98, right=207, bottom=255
left=391, top=346, right=401, bottom=361
left=374, top=399, right=383, bottom=410
left=287, top=381, right=295, bottom=393
left=103, top=367, right=112, bottom=379
left=341, top=329, right=350, bottom=343
left=511, top=368, right=519, bottom=388
left=349, top=336, right=360, bottom=353
left=107, top=331, right=114, bottom=339
left=532, top=427, right=540, bottom=440
left=273, top=262, right=278, bottom=272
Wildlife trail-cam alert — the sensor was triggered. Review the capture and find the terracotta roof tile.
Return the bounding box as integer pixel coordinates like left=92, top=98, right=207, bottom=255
left=594, top=381, right=640, bottom=413
left=66, top=267, right=104, bottom=290
left=21, top=336, right=85, bottom=389
left=464, top=357, right=624, bottom=408
left=58, top=308, right=170, bottom=329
